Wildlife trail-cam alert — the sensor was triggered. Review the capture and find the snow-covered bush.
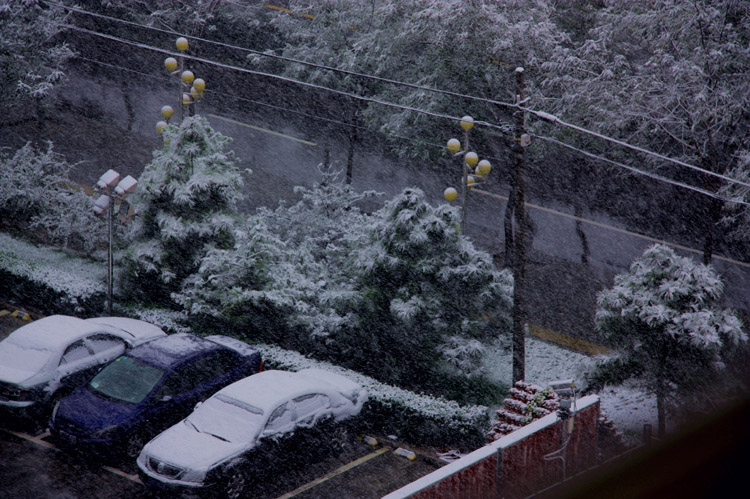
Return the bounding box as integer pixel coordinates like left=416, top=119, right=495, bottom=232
left=122, top=116, right=245, bottom=306
left=0, top=142, right=106, bottom=254
left=344, top=188, right=513, bottom=389
left=594, top=244, right=746, bottom=436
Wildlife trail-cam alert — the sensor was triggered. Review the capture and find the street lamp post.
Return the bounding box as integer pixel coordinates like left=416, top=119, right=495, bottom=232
left=93, top=170, right=137, bottom=315
left=443, top=115, right=492, bottom=232
left=158, top=37, right=206, bottom=134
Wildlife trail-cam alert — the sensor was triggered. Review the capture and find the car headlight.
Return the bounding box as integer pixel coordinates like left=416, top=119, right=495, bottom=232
left=179, top=468, right=208, bottom=484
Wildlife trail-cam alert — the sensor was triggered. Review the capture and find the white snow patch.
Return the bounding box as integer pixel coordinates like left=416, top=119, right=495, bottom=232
left=483, top=336, right=657, bottom=440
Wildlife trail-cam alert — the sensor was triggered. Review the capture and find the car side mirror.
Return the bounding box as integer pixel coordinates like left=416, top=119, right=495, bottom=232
left=194, top=401, right=203, bottom=410
left=261, top=429, right=275, bottom=438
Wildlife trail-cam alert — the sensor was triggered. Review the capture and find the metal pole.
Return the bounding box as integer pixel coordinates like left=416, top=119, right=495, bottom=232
left=512, top=67, right=527, bottom=383
left=107, top=192, right=114, bottom=316
left=460, top=128, right=469, bottom=233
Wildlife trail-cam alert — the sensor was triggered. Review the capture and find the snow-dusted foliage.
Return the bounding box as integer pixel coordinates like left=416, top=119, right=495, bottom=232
left=347, top=188, right=513, bottom=386
left=0, top=0, right=74, bottom=123
left=542, top=1, right=750, bottom=258
left=720, top=150, right=750, bottom=240
left=0, top=232, right=105, bottom=314
left=0, top=143, right=105, bottom=254
left=175, top=166, right=377, bottom=342
left=594, top=243, right=746, bottom=435
left=258, top=0, right=566, bottom=158
left=100, top=0, right=222, bottom=35
left=122, top=116, right=244, bottom=305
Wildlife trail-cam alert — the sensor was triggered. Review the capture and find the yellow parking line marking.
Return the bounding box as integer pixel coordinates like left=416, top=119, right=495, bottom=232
left=528, top=324, right=611, bottom=356
left=208, top=114, right=317, bottom=146
left=102, top=466, right=142, bottom=484
left=277, top=446, right=390, bottom=498
left=472, top=188, right=750, bottom=269
left=3, top=429, right=57, bottom=450
left=2, top=429, right=141, bottom=484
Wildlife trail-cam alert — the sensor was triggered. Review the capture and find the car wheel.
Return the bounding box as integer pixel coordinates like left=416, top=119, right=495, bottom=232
left=225, top=469, right=247, bottom=499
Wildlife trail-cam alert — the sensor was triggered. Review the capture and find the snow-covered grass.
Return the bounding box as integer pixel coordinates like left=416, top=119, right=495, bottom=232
left=483, top=336, right=657, bottom=445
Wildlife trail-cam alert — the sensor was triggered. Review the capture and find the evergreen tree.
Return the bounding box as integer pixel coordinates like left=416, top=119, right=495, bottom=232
left=594, top=244, right=746, bottom=437
left=346, top=188, right=513, bottom=388
left=123, top=116, right=244, bottom=306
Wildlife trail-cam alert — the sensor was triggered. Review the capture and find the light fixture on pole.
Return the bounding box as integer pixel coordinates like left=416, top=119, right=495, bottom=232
left=93, top=169, right=137, bottom=316
left=443, top=115, right=492, bottom=233
left=157, top=36, right=207, bottom=134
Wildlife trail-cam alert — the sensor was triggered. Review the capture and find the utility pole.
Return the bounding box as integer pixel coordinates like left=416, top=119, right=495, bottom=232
left=512, top=67, right=527, bottom=383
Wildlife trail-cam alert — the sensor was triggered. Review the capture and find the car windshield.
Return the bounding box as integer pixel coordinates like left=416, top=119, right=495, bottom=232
left=88, top=356, right=164, bottom=404
left=186, top=394, right=264, bottom=444
left=0, top=339, right=52, bottom=375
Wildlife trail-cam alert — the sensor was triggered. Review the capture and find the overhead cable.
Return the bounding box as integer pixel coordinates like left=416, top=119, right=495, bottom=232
left=62, top=24, right=514, bottom=135
left=53, top=2, right=750, bottom=189
left=532, top=133, right=750, bottom=206
left=54, top=2, right=750, bottom=189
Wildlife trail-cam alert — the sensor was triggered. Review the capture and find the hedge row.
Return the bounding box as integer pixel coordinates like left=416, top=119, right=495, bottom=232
left=0, top=231, right=490, bottom=450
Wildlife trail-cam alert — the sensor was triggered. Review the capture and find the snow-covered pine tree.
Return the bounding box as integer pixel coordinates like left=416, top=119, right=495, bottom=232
left=0, top=0, right=74, bottom=126
left=594, top=244, right=746, bottom=437
left=122, top=115, right=244, bottom=306
left=347, top=187, right=513, bottom=388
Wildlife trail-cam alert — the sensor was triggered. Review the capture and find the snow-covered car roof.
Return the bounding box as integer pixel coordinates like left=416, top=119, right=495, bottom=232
left=218, top=369, right=364, bottom=415
left=0, top=315, right=167, bottom=386
left=85, top=317, right=167, bottom=345
left=1, top=315, right=164, bottom=352
left=127, top=333, right=259, bottom=370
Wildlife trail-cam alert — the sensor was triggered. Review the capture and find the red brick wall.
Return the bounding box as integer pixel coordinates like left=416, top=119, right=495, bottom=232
left=384, top=395, right=600, bottom=499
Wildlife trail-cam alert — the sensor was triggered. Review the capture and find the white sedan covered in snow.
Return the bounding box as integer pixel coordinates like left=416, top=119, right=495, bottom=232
left=137, top=368, right=367, bottom=497
left=0, top=315, right=167, bottom=415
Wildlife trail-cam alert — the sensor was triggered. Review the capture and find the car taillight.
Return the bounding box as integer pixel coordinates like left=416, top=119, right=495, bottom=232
left=259, top=360, right=264, bottom=372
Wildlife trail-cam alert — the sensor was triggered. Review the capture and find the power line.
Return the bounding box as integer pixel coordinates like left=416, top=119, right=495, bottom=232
left=53, top=1, right=750, bottom=190
left=62, top=24, right=514, bottom=136
left=532, top=133, right=750, bottom=206
left=72, top=55, right=474, bottom=156
left=525, top=109, right=750, bottom=190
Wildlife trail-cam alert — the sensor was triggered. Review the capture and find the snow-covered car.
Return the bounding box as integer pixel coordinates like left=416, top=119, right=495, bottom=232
left=48, top=333, right=263, bottom=458
left=137, top=368, right=367, bottom=497
left=0, top=315, right=167, bottom=416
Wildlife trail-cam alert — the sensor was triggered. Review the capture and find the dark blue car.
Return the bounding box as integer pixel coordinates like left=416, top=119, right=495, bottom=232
left=48, top=333, right=262, bottom=458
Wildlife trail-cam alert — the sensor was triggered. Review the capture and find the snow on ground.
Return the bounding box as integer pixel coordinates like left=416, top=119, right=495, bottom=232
left=483, top=336, right=657, bottom=445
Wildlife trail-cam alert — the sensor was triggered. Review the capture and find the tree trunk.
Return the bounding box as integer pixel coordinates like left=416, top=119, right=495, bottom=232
left=346, top=128, right=357, bottom=185
left=656, top=382, right=666, bottom=438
